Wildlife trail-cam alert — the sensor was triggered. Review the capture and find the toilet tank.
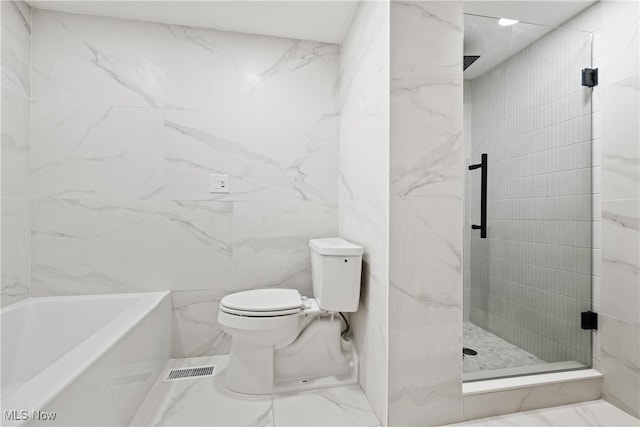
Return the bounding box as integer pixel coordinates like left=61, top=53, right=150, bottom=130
left=309, top=238, right=363, bottom=312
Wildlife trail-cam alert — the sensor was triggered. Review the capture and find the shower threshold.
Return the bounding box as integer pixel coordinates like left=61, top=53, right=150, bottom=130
left=464, top=360, right=587, bottom=382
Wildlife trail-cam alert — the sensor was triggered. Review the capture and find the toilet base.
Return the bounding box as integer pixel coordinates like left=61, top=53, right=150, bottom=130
left=273, top=369, right=357, bottom=394
left=224, top=316, right=358, bottom=395
left=225, top=339, right=275, bottom=394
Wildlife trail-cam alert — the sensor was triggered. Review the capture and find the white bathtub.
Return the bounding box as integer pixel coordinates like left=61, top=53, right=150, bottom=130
left=1, top=292, right=171, bottom=426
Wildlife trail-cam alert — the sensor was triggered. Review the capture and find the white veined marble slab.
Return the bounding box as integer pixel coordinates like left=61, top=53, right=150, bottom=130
left=130, top=355, right=381, bottom=427
left=444, top=400, right=640, bottom=426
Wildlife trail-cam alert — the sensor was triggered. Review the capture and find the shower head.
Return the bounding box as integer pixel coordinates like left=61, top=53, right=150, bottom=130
left=463, top=55, right=481, bottom=71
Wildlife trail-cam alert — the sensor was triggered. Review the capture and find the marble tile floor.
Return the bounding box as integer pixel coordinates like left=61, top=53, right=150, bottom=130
left=463, top=321, right=546, bottom=373
left=444, top=400, right=640, bottom=426
left=130, top=355, right=381, bottom=427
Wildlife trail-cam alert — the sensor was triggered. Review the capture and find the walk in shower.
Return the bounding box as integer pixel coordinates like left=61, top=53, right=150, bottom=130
left=463, top=13, right=594, bottom=381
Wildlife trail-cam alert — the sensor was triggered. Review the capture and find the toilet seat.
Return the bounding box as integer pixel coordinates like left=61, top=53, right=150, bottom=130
left=221, top=306, right=302, bottom=317
left=220, top=289, right=304, bottom=317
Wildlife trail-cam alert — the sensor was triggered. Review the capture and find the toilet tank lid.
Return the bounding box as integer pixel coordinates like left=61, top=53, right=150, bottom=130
left=309, top=238, right=363, bottom=256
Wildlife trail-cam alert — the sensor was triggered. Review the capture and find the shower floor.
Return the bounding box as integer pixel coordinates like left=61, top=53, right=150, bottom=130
left=463, top=322, right=546, bottom=374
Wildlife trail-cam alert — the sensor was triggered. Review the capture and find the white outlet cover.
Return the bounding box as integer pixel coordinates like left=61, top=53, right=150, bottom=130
left=209, top=174, right=230, bottom=194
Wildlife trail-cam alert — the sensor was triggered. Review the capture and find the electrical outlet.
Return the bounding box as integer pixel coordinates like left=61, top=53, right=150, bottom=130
left=209, top=174, right=230, bottom=194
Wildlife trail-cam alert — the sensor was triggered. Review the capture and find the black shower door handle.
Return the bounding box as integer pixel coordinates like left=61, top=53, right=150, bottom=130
left=468, top=153, right=487, bottom=238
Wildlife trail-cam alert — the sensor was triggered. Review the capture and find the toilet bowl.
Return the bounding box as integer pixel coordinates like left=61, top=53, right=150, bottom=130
left=218, top=237, right=364, bottom=395
left=217, top=289, right=322, bottom=394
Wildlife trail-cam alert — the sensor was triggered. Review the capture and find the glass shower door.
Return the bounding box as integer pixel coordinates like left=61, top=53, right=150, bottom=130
left=463, top=14, right=594, bottom=381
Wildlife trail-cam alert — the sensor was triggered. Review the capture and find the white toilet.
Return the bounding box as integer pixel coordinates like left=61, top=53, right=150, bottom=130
left=217, top=237, right=363, bottom=395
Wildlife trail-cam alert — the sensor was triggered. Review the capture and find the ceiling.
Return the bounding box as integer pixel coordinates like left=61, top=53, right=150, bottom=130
left=26, top=1, right=359, bottom=44
left=464, top=14, right=555, bottom=80
left=464, top=1, right=596, bottom=28
left=27, top=1, right=597, bottom=62
left=463, top=1, right=597, bottom=79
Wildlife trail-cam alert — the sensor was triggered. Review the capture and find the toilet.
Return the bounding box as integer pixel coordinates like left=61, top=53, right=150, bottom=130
left=217, top=237, right=363, bottom=395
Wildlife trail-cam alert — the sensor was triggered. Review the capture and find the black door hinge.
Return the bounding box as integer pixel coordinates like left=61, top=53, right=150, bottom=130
left=581, top=311, right=598, bottom=330
left=582, top=68, right=599, bottom=87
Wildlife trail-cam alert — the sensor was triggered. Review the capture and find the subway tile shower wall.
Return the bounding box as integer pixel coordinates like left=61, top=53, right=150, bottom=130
left=465, top=24, right=593, bottom=365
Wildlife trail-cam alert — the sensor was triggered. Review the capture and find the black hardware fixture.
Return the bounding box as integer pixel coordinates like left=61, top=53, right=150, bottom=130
left=462, top=347, right=478, bottom=356
left=581, top=311, right=598, bottom=330
left=463, top=55, right=481, bottom=71
left=582, top=68, right=599, bottom=87
left=468, top=153, right=487, bottom=238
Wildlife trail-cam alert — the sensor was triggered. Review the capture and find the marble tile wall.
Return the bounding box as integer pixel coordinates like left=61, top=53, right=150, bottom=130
left=465, top=20, right=594, bottom=366
left=594, top=0, right=639, bottom=418
left=30, top=9, right=340, bottom=357
left=338, top=1, right=389, bottom=423
left=1, top=0, right=31, bottom=307
left=388, top=2, right=464, bottom=426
